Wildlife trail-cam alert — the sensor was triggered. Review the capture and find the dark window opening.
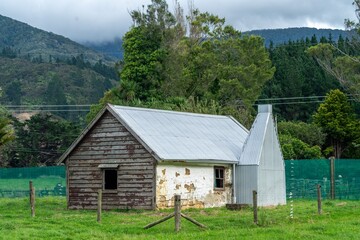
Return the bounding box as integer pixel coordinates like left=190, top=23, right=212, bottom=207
left=214, top=167, right=225, bottom=189
left=104, top=169, right=117, bottom=190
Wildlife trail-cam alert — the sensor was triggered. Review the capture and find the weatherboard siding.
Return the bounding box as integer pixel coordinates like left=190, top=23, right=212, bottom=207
left=66, top=111, right=156, bottom=210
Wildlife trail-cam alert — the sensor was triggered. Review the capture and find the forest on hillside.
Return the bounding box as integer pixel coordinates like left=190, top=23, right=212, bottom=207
left=0, top=0, right=359, bottom=167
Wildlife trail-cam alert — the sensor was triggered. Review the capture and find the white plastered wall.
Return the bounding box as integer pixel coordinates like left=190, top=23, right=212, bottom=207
left=156, top=163, right=232, bottom=209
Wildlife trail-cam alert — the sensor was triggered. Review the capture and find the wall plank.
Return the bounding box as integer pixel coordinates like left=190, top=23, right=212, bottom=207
left=68, top=111, right=156, bottom=210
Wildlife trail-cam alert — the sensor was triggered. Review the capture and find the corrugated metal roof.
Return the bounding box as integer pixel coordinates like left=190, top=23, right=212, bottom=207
left=239, top=110, right=271, bottom=166
left=108, top=105, right=249, bottom=163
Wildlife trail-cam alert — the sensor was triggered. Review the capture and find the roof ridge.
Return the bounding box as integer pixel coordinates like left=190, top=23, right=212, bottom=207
left=109, top=104, right=231, bottom=119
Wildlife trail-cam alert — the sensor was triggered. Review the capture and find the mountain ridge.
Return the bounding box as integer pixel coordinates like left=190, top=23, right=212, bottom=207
left=0, top=14, right=119, bottom=120
left=84, top=27, right=351, bottom=59
left=0, top=14, right=116, bottom=65
left=245, top=27, right=351, bottom=46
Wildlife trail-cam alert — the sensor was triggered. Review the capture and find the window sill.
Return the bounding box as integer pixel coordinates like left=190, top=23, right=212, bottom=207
left=103, top=189, right=118, bottom=193
left=214, top=188, right=225, bottom=191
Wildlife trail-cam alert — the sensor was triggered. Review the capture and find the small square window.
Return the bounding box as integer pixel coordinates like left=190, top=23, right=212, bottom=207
left=104, top=169, right=117, bottom=190
left=214, top=167, right=225, bottom=189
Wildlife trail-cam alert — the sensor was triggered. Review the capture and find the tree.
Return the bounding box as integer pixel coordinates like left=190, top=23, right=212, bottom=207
left=307, top=1, right=360, bottom=101
left=96, top=0, right=274, bottom=127
left=44, top=72, right=68, bottom=118
left=0, top=90, right=14, bottom=148
left=120, top=0, right=176, bottom=100
left=161, top=9, right=275, bottom=109
left=313, top=89, right=359, bottom=158
left=278, top=121, right=326, bottom=147
left=5, top=80, right=22, bottom=105
left=261, top=39, right=340, bottom=122
left=277, top=121, right=325, bottom=159
left=0, top=116, right=14, bottom=147
left=2, top=113, right=80, bottom=167
left=307, top=43, right=360, bottom=100
left=279, top=134, right=323, bottom=160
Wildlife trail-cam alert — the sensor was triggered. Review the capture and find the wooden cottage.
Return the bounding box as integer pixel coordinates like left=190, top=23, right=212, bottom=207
left=58, top=104, right=285, bottom=210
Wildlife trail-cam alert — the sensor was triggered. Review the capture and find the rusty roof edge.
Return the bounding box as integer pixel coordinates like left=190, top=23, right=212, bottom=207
left=107, top=104, right=162, bottom=162
left=56, top=105, right=108, bottom=165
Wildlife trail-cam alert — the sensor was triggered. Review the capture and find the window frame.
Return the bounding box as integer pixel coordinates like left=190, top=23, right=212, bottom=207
left=214, top=166, right=225, bottom=190
left=103, top=168, right=118, bottom=191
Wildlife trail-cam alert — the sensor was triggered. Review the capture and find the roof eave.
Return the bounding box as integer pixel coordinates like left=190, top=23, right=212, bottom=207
left=56, top=105, right=109, bottom=164
left=158, top=158, right=239, bottom=165
left=107, top=104, right=162, bottom=162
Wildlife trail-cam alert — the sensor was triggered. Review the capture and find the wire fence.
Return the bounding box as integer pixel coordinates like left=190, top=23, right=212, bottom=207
left=0, top=159, right=360, bottom=199
left=285, top=159, right=360, bottom=200
left=0, top=166, right=66, bottom=198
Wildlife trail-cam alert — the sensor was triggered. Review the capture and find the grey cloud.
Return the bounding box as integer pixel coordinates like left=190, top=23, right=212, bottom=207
left=0, top=0, right=356, bottom=42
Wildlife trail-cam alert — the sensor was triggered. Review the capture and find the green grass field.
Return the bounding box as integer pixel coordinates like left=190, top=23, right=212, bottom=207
left=0, top=197, right=359, bottom=240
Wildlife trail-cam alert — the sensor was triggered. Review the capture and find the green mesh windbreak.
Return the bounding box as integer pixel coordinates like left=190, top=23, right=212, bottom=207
left=0, top=166, right=66, bottom=198
left=2, top=160, right=360, bottom=199
left=285, top=159, right=360, bottom=200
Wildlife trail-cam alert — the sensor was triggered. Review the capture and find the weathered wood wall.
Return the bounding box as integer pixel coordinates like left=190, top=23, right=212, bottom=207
left=66, top=111, right=156, bottom=210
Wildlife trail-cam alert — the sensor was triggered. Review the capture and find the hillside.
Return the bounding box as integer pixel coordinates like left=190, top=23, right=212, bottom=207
left=0, top=56, right=117, bottom=106
left=83, top=38, right=124, bottom=59
left=0, top=14, right=119, bottom=119
left=0, top=14, right=116, bottom=65
left=245, top=27, right=351, bottom=46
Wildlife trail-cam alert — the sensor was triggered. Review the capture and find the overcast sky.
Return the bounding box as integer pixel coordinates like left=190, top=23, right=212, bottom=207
left=0, top=0, right=356, bottom=43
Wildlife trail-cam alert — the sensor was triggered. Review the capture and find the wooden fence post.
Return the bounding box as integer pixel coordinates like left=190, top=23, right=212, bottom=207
left=143, top=194, right=207, bottom=230
left=317, top=184, right=322, bottom=214
left=29, top=181, right=35, bottom=217
left=97, top=189, right=102, bottom=223
left=330, top=157, right=335, bottom=200
left=253, top=190, right=258, bottom=225
left=174, top=194, right=181, bottom=232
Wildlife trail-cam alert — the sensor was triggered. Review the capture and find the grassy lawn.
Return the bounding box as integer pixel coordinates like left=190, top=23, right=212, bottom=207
left=0, top=197, right=359, bottom=240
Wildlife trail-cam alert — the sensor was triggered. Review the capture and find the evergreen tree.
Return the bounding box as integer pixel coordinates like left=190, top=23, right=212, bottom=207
left=5, top=80, right=22, bottom=105
left=101, top=0, right=274, bottom=125
left=261, top=38, right=340, bottom=121
left=308, top=1, right=360, bottom=101
left=313, top=89, right=359, bottom=158
left=3, top=114, right=80, bottom=167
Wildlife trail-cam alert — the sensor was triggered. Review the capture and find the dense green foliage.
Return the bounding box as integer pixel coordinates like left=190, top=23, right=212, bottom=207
left=278, top=122, right=325, bottom=159
left=260, top=36, right=342, bottom=121
left=0, top=14, right=119, bottom=121
left=313, top=90, right=359, bottom=158
left=1, top=198, right=360, bottom=239
left=307, top=42, right=360, bottom=101
left=0, top=114, right=80, bottom=167
left=307, top=1, right=360, bottom=101
left=89, top=0, right=274, bottom=128
left=0, top=57, right=116, bottom=107
left=85, top=28, right=351, bottom=60
left=0, top=116, right=14, bottom=148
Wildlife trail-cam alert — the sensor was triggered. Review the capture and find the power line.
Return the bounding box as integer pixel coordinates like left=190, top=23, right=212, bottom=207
left=4, top=104, right=92, bottom=108
left=256, top=94, right=358, bottom=105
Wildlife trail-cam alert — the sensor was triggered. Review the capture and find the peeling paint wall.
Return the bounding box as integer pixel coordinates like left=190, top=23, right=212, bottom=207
left=156, top=164, right=232, bottom=209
